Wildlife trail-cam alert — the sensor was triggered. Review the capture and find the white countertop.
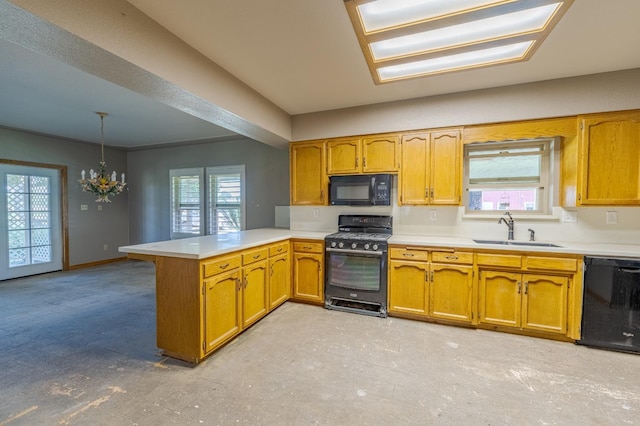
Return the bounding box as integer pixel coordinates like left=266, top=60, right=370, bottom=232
left=118, top=229, right=327, bottom=259
left=119, top=228, right=640, bottom=260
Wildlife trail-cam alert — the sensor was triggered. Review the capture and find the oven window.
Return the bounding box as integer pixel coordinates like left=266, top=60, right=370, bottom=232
left=328, top=252, right=380, bottom=291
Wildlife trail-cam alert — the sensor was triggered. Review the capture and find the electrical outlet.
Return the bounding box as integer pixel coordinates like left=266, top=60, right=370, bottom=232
left=606, top=211, right=618, bottom=225
left=313, top=208, right=319, bottom=218
left=430, top=210, right=437, bottom=221
left=80, top=204, right=88, bottom=211
left=561, top=210, right=577, bottom=223
left=97, top=205, right=102, bottom=211
left=103, top=244, right=108, bottom=251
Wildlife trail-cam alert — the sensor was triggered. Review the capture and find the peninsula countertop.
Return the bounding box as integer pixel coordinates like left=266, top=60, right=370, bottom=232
left=119, top=228, right=640, bottom=260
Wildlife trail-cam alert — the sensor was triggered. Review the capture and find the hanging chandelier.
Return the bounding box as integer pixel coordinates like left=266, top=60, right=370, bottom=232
left=79, top=112, right=126, bottom=202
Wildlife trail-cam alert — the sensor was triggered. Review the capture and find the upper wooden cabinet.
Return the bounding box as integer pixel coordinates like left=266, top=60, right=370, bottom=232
left=327, top=134, right=399, bottom=175
left=577, top=111, right=640, bottom=205
left=399, top=129, right=461, bottom=205
left=290, top=141, right=326, bottom=205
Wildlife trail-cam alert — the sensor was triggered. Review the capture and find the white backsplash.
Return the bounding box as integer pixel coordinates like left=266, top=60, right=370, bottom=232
left=290, top=205, right=640, bottom=245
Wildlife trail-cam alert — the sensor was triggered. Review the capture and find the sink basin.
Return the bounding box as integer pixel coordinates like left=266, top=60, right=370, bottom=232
left=473, top=239, right=562, bottom=248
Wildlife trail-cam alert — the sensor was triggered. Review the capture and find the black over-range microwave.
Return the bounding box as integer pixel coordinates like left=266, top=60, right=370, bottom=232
left=329, top=174, right=392, bottom=206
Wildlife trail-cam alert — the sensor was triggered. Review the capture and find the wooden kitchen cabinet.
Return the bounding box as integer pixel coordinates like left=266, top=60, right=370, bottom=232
left=269, top=242, right=290, bottom=310
left=399, top=129, right=461, bottom=205
left=241, top=249, right=269, bottom=329
left=577, top=111, right=640, bottom=205
left=291, top=240, right=324, bottom=304
left=204, top=266, right=242, bottom=354
left=477, top=253, right=574, bottom=336
left=326, top=134, right=398, bottom=175
left=389, top=258, right=429, bottom=316
left=290, top=141, right=326, bottom=205
left=388, top=247, right=473, bottom=323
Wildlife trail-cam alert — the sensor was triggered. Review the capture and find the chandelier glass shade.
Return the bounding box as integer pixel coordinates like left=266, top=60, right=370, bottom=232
left=79, top=112, right=126, bottom=202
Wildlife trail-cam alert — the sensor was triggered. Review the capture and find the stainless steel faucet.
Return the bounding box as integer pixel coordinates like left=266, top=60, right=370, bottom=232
left=498, top=211, right=514, bottom=240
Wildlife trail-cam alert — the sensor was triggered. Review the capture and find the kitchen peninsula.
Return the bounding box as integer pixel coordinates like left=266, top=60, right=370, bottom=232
left=120, top=229, right=640, bottom=364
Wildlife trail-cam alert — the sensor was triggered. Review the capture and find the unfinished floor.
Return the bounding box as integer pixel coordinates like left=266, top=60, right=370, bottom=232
left=1, top=260, right=640, bottom=425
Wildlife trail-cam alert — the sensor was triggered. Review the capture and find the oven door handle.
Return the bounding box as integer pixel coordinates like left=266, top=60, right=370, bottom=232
left=326, top=248, right=384, bottom=256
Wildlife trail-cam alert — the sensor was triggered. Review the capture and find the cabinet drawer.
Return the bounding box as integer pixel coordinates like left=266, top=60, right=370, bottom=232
left=269, top=241, right=289, bottom=256
left=293, top=241, right=323, bottom=253
left=432, top=251, right=473, bottom=264
left=526, top=256, right=577, bottom=272
left=389, top=247, right=429, bottom=261
left=477, top=253, right=522, bottom=268
left=202, top=255, right=241, bottom=278
left=243, top=247, right=269, bottom=265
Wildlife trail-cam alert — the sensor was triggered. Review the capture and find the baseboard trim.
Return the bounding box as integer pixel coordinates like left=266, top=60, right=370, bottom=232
left=69, top=257, right=128, bottom=270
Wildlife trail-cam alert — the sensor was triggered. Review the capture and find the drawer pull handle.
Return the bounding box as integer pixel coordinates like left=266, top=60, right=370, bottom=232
left=445, top=255, right=458, bottom=260
left=403, top=253, right=415, bottom=257
left=253, top=254, right=261, bottom=259
left=303, top=245, right=312, bottom=249
left=219, top=263, right=229, bottom=269
left=277, top=247, right=283, bottom=252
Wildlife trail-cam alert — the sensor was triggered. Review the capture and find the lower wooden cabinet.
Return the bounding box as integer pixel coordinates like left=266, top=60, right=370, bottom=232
left=388, top=246, right=582, bottom=339
left=478, top=270, right=568, bottom=334
left=291, top=240, right=324, bottom=304
left=388, top=247, right=473, bottom=324
left=269, top=251, right=290, bottom=309
left=242, top=258, right=269, bottom=328
left=204, top=268, right=242, bottom=353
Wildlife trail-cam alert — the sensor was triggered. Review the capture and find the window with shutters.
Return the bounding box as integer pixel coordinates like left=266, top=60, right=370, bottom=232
left=170, top=166, right=245, bottom=239
left=463, top=139, right=554, bottom=215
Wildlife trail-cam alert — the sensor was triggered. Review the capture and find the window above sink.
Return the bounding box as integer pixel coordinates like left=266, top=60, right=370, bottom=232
left=463, top=138, right=557, bottom=216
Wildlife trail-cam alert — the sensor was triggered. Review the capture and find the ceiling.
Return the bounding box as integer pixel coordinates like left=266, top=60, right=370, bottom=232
left=2, top=0, right=640, bottom=149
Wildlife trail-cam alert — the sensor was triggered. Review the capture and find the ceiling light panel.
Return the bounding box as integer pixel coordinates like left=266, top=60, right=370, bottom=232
left=358, top=0, right=510, bottom=33
left=344, top=0, right=574, bottom=84
left=369, top=4, right=560, bottom=61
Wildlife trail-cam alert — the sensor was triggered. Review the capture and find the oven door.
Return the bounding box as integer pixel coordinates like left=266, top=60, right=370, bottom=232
left=325, top=248, right=387, bottom=303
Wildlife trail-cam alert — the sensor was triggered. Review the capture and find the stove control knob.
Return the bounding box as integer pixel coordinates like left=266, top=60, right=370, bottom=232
left=338, top=242, right=344, bottom=248
left=364, top=243, right=370, bottom=250
left=372, top=244, right=379, bottom=251
left=330, top=241, right=337, bottom=248
left=351, top=243, right=357, bottom=249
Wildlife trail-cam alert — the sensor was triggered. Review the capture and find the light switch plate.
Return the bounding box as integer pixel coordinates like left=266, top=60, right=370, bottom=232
left=430, top=210, right=437, bottom=221
left=80, top=204, right=88, bottom=211
left=606, top=211, right=618, bottom=225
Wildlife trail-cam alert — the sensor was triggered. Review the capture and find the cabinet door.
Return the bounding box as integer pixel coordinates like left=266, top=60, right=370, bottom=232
left=242, top=260, right=269, bottom=328
left=388, top=260, right=429, bottom=316
left=522, top=274, right=568, bottom=334
left=362, top=135, right=399, bottom=173
left=290, top=141, right=326, bottom=205
left=327, top=138, right=361, bottom=174
left=269, top=252, right=290, bottom=310
left=204, top=270, right=241, bottom=354
left=399, top=132, right=429, bottom=205
left=579, top=112, right=640, bottom=204
left=430, top=263, right=473, bottom=323
left=430, top=130, right=461, bottom=205
left=292, top=252, right=324, bottom=303
left=478, top=270, right=521, bottom=328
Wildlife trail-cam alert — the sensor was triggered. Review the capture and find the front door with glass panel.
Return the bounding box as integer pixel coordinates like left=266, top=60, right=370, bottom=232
left=0, top=164, right=62, bottom=280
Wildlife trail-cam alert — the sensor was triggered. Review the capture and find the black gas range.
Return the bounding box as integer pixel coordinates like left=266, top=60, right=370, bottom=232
left=324, top=215, right=392, bottom=318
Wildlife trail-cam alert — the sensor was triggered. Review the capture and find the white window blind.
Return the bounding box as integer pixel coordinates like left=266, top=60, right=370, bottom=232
left=170, top=168, right=204, bottom=239
left=207, top=166, right=245, bottom=235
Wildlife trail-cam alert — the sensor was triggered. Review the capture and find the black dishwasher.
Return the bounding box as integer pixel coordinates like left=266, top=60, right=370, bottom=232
left=579, top=256, right=640, bottom=353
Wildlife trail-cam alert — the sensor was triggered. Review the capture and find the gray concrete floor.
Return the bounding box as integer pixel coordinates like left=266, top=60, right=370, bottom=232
left=2, top=260, right=640, bottom=425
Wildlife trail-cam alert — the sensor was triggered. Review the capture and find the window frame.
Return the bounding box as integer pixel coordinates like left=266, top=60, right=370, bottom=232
left=169, top=165, right=245, bottom=240
left=463, top=138, right=555, bottom=216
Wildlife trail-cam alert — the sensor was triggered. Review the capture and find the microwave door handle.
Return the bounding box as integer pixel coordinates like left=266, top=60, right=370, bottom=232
left=370, top=176, right=376, bottom=205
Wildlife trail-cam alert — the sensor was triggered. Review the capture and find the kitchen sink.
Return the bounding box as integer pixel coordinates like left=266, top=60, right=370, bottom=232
left=473, top=239, right=562, bottom=248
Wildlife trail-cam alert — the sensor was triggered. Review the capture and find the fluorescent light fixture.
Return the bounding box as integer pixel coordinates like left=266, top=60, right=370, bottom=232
left=377, top=41, right=533, bottom=81
left=344, top=0, right=573, bottom=84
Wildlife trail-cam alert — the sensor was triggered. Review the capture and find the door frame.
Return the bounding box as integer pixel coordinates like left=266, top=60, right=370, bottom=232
left=1, top=159, right=69, bottom=272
